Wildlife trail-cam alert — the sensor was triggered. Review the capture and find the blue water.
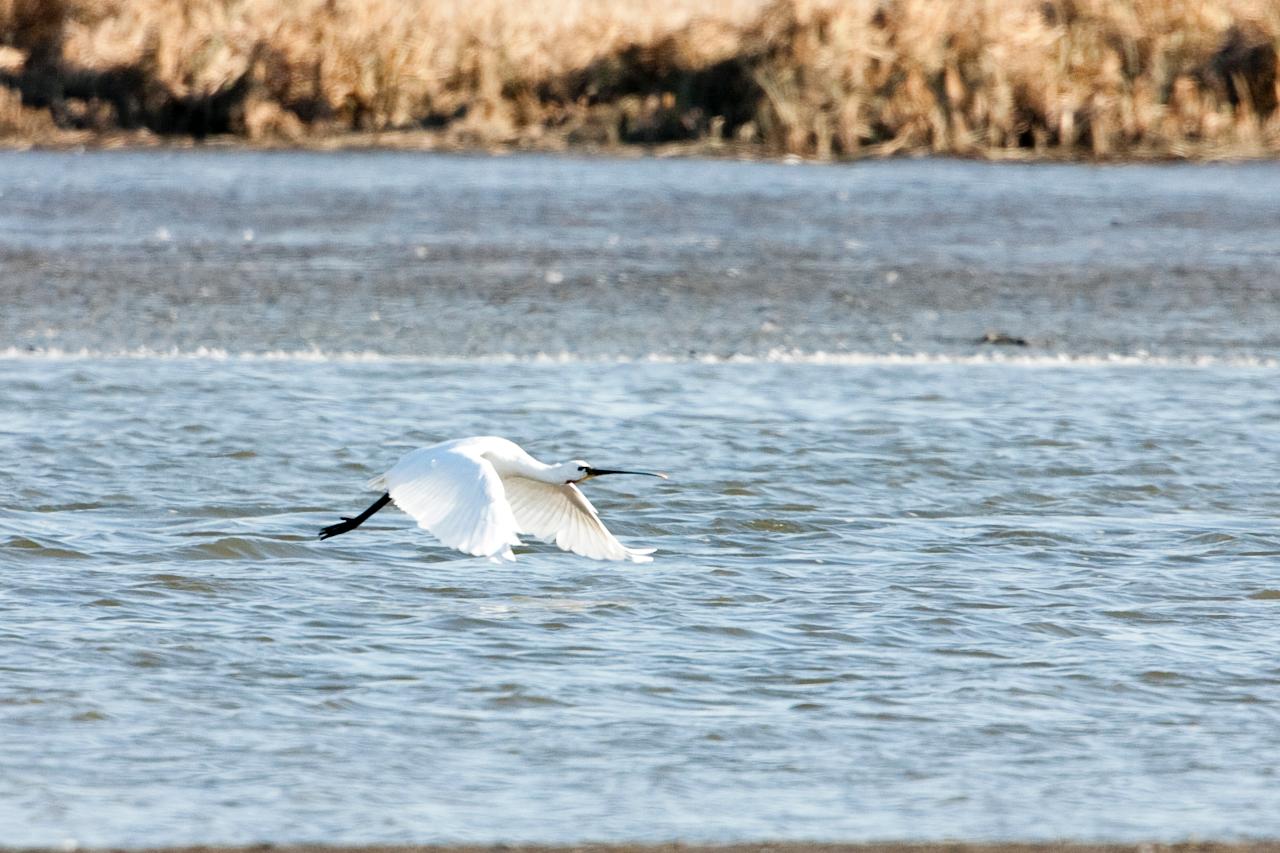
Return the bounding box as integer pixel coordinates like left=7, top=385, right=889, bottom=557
left=5, top=357, right=1280, bottom=844
left=3, top=152, right=1280, bottom=846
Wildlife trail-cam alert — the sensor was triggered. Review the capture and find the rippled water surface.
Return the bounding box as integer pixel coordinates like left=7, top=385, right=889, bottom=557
left=6, top=358, right=1280, bottom=845
left=3, top=152, right=1280, bottom=846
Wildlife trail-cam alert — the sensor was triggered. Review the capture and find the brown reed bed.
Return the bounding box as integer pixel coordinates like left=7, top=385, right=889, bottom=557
left=0, top=0, right=1277, bottom=158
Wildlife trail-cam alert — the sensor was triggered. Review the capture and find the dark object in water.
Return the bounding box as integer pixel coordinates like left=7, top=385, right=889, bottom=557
left=978, top=331, right=1029, bottom=346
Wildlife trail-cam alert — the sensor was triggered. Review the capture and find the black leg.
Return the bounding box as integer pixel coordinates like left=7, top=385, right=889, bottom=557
left=319, top=492, right=392, bottom=540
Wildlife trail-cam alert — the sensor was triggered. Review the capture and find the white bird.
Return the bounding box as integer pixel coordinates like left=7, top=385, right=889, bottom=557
left=319, top=436, right=666, bottom=562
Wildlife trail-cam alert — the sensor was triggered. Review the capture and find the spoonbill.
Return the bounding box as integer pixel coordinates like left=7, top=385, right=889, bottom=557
left=319, top=436, right=666, bottom=562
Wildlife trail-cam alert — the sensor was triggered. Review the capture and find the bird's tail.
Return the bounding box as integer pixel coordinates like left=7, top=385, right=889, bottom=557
left=366, top=473, right=388, bottom=491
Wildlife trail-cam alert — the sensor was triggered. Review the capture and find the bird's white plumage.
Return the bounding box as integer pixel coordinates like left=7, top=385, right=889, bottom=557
left=366, top=436, right=656, bottom=563
left=370, top=442, right=522, bottom=561
left=503, top=477, right=655, bottom=562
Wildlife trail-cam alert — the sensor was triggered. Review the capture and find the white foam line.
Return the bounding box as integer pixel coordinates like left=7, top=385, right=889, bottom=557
left=1, top=345, right=1277, bottom=368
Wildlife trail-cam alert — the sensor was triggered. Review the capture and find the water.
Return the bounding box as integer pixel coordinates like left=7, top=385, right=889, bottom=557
left=3, top=152, right=1280, bottom=846
left=4, top=151, right=1280, bottom=360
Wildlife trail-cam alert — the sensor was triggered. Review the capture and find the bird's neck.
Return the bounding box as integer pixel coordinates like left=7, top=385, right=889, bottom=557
left=493, top=450, right=564, bottom=484
left=524, top=462, right=569, bottom=484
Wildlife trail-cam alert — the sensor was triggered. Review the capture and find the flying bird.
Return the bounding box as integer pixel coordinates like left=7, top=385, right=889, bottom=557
left=319, top=436, right=666, bottom=562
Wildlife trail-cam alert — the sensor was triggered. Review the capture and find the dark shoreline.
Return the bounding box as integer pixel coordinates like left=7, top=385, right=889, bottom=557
left=0, top=129, right=1271, bottom=164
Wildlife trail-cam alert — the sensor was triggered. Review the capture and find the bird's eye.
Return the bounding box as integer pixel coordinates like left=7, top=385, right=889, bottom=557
left=578, top=466, right=588, bottom=472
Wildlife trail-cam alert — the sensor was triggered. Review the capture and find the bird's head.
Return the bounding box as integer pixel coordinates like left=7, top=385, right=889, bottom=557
left=554, top=460, right=669, bottom=484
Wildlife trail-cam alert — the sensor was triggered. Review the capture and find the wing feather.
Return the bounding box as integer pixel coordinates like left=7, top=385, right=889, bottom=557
left=380, top=445, right=521, bottom=560
left=502, top=477, right=655, bottom=563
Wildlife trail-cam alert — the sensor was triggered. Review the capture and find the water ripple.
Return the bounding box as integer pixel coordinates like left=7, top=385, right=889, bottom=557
left=3, top=358, right=1280, bottom=845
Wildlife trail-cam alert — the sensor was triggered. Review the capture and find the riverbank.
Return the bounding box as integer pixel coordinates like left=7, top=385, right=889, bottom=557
left=1, top=0, right=1278, bottom=160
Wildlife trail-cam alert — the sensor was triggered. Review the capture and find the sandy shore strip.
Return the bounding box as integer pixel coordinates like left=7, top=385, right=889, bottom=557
left=9, top=843, right=1280, bottom=853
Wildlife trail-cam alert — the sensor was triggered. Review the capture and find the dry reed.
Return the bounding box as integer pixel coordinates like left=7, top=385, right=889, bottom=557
left=0, top=0, right=1277, bottom=158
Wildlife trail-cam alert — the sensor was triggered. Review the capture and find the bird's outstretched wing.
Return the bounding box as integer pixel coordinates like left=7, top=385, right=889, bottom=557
left=502, top=476, right=655, bottom=563
left=373, top=446, right=522, bottom=561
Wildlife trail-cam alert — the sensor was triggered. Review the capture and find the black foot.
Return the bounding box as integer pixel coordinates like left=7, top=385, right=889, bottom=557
left=318, top=493, right=392, bottom=542
left=319, top=517, right=357, bottom=540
